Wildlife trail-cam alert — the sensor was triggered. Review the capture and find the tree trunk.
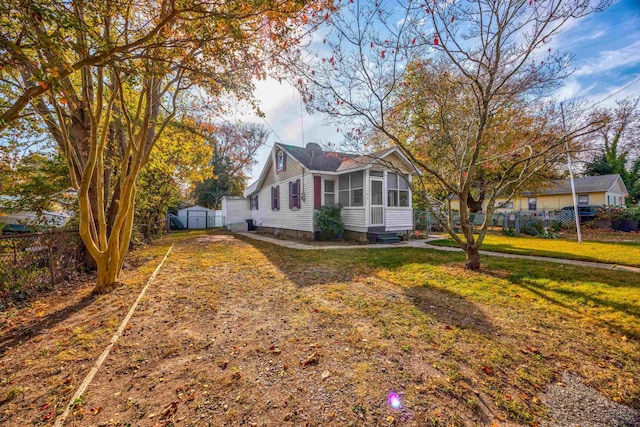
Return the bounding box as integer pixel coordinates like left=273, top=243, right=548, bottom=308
left=93, top=253, right=121, bottom=294
left=465, top=245, right=481, bottom=271
left=467, top=193, right=484, bottom=213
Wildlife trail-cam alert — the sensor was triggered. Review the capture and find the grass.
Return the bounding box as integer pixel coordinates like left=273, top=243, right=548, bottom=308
left=429, top=233, right=640, bottom=267
left=0, top=230, right=638, bottom=426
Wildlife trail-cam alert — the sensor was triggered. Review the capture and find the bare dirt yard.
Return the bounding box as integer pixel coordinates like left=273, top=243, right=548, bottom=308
left=0, top=230, right=638, bottom=426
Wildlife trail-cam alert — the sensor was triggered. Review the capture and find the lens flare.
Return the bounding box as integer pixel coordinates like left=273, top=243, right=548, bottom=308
left=388, top=392, right=402, bottom=409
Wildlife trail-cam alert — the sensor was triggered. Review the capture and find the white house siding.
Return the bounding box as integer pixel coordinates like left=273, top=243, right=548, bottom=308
left=605, top=192, right=625, bottom=206
left=263, top=154, right=303, bottom=186
left=341, top=208, right=367, bottom=232
left=385, top=208, right=413, bottom=231
left=606, top=178, right=627, bottom=205
left=250, top=171, right=315, bottom=232
left=222, top=197, right=251, bottom=226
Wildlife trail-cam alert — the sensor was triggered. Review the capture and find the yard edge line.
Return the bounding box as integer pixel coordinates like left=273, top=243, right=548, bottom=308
left=53, top=244, right=173, bottom=427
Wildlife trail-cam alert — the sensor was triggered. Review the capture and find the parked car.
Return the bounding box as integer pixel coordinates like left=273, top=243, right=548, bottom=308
left=561, top=205, right=599, bottom=222
left=1, top=223, right=33, bottom=234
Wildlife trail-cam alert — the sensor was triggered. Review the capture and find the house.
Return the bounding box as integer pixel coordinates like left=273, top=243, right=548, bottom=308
left=450, top=174, right=628, bottom=212
left=0, top=195, right=72, bottom=228
left=237, top=142, right=418, bottom=242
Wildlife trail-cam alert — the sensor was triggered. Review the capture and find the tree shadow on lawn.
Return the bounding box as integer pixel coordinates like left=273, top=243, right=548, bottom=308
left=404, top=284, right=496, bottom=335
left=239, top=234, right=640, bottom=341
left=0, top=293, right=97, bottom=356
left=483, top=259, right=640, bottom=340
left=489, top=242, right=640, bottom=267
left=237, top=236, right=496, bottom=335
left=507, top=276, right=640, bottom=340
left=431, top=238, right=640, bottom=267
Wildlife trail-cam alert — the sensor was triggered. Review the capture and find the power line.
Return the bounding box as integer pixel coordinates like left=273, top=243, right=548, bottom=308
left=260, top=115, right=283, bottom=146
left=582, top=76, right=640, bottom=112
left=299, top=94, right=305, bottom=145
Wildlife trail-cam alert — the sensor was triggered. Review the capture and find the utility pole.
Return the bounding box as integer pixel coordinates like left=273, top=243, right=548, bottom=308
left=561, top=102, right=582, bottom=244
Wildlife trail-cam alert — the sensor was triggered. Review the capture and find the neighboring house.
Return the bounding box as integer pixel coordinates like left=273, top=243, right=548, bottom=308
left=237, top=142, right=418, bottom=241
left=450, top=174, right=628, bottom=212
left=0, top=195, right=71, bottom=228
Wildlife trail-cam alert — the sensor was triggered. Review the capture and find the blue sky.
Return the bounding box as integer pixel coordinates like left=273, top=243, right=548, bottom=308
left=242, top=0, right=640, bottom=181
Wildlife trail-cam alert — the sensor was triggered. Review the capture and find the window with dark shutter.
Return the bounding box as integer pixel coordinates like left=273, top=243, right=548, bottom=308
left=272, top=186, right=280, bottom=210
left=289, top=181, right=293, bottom=208
left=289, top=179, right=301, bottom=209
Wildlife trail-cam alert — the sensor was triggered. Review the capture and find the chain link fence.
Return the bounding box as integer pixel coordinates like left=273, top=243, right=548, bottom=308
left=0, top=230, right=85, bottom=308
left=413, top=208, right=577, bottom=234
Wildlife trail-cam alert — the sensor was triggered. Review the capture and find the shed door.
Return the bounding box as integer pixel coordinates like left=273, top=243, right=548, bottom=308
left=370, top=178, right=384, bottom=226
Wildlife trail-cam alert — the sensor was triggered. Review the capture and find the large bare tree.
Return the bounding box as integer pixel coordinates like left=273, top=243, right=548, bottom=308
left=295, top=0, right=605, bottom=269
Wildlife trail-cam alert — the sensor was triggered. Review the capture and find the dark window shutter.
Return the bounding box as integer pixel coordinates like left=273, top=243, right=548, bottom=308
left=276, top=186, right=280, bottom=210
left=256, top=195, right=258, bottom=210
left=296, top=179, right=301, bottom=208
left=283, top=152, right=287, bottom=171
left=289, top=181, right=293, bottom=209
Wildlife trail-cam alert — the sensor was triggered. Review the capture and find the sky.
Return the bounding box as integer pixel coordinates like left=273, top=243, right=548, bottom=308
left=240, top=0, right=640, bottom=182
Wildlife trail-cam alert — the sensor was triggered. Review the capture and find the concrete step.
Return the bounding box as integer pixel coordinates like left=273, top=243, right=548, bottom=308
left=367, top=231, right=402, bottom=244
left=377, top=236, right=401, bottom=244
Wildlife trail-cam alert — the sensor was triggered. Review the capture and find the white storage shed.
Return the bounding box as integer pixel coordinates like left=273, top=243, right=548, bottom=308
left=177, top=205, right=222, bottom=229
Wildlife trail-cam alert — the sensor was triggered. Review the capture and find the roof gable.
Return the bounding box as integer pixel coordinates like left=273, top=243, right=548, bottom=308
left=530, top=174, right=627, bottom=196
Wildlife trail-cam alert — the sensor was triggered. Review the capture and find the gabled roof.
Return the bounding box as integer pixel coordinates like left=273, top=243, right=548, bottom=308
left=527, top=174, right=628, bottom=196
left=278, top=143, right=357, bottom=172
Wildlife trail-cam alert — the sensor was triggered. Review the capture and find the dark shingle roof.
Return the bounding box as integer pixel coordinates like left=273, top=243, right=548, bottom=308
left=278, top=143, right=358, bottom=172
left=278, top=144, right=400, bottom=172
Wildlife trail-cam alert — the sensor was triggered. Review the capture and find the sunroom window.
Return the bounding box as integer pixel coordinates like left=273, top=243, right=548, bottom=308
left=387, top=173, right=410, bottom=207
left=338, top=171, right=364, bottom=207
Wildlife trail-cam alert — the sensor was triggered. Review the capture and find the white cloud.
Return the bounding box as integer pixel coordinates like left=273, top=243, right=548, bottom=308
left=574, top=40, right=640, bottom=77
left=581, top=73, right=640, bottom=108
left=555, top=78, right=583, bottom=101
left=241, top=77, right=339, bottom=180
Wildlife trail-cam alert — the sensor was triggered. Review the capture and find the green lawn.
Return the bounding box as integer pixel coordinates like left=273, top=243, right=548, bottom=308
left=428, top=233, right=640, bottom=267
left=2, top=231, right=638, bottom=425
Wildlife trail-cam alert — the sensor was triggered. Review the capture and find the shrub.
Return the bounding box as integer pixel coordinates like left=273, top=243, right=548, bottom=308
left=314, top=205, right=344, bottom=240
left=597, top=206, right=640, bottom=222
left=520, top=222, right=543, bottom=236
left=503, top=227, right=517, bottom=237
left=538, top=228, right=558, bottom=239
left=550, top=220, right=564, bottom=232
